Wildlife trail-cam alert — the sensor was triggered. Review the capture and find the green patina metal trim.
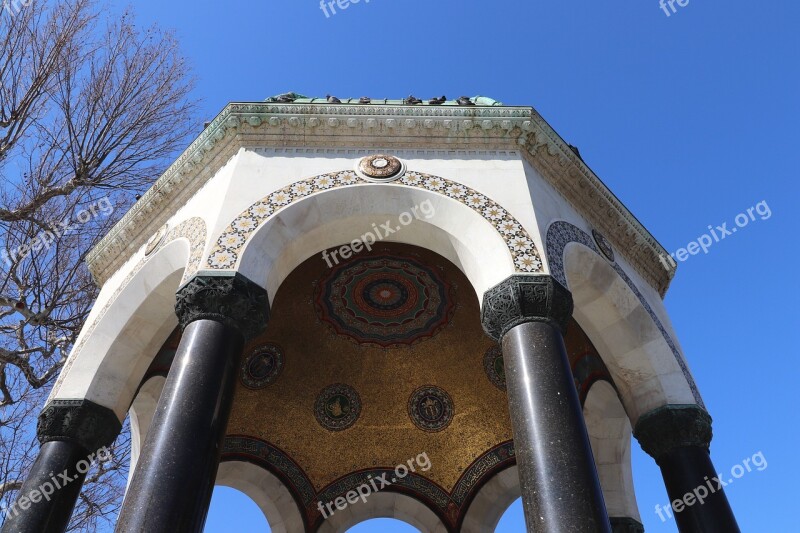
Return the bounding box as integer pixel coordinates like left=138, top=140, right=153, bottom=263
left=265, top=92, right=504, bottom=106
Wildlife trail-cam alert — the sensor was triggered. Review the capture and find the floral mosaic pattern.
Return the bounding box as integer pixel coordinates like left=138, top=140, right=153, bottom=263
left=408, top=385, right=454, bottom=432
left=314, top=254, right=455, bottom=347
left=52, top=218, right=207, bottom=396
left=240, top=343, right=284, bottom=389
left=314, top=383, right=362, bottom=431
left=483, top=345, right=506, bottom=391
left=204, top=170, right=542, bottom=273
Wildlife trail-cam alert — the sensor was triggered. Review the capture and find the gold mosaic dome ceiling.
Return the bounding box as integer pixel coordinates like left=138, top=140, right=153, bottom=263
left=147, top=242, right=617, bottom=531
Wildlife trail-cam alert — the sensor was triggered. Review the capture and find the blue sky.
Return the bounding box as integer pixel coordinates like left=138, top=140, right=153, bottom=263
left=105, top=0, right=798, bottom=531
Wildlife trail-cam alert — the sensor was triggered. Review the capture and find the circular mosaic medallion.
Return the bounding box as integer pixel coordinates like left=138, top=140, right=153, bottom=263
left=356, top=154, right=404, bottom=182
left=315, top=255, right=455, bottom=347
left=315, top=384, right=361, bottom=431
left=145, top=224, right=169, bottom=256
left=240, top=343, right=284, bottom=389
left=592, top=229, right=615, bottom=262
left=483, top=345, right=506, bottom=391
left=408, top=386, right=454, bottom=432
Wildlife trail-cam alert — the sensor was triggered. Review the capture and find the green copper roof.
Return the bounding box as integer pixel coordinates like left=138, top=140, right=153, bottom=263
left=264, top=93, right=504, bottom=106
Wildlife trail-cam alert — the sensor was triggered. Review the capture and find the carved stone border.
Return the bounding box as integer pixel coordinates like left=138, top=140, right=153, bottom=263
left=545, top=220, right=704, bottom=408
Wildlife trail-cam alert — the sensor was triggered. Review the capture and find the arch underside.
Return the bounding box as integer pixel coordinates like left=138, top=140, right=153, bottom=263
left=546, top=220, right=704, bottom=410
left=220, top=436, right=517, bottom=532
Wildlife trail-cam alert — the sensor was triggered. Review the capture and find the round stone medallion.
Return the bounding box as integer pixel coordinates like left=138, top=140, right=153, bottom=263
left=356, top=154, right=404, bottom=182
left=240, top=343, right=284, bottom=389
left=592, top=229, right=615, bottom=262
left=483, top=345, right=506, bottom=391
left=145, top=224, right=169, bottom=256
left=408, top=385, right=454, bottom=432
left=315, top=384, right=361, bottom=431
left=315, top=255, right=455, bottom=347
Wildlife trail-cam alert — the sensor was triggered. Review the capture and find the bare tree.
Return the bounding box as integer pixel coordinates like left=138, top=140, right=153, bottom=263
left=0, top=0, right=196, bottom=529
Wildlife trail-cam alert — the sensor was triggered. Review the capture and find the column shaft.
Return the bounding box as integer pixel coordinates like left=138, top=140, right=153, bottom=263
left=658, top=446, right=739, bottom=532
left=115, top=319, right=243, bottom=533
left=1, top=441, right=89, bottom=533
left=1, top=399, right=120, bottom=533
left=503, top=320, right=610, bottom=532
left=634, top=404, right=739, bottom=532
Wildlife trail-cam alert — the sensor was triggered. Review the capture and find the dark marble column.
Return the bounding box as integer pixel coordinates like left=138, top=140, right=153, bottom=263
left=115, top=272, right=268, bottom=533
left=634, top=405, right=740, bottom=532
left=482, top=275, right=610, bottom=533
left=2, top=400, right=121, bottom=533
left=609, top=517, right=644, bottom=533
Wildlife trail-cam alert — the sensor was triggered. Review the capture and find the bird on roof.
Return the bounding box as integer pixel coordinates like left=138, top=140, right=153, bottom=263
left=404, top=95, right=422, bottom=105
left=326, top=94, right=342, bottom=104
left=359, top=96, right=371, bottom=104
left=456, top=96, right=475, bottom=106
left=429, top=95, right=447, bottom=105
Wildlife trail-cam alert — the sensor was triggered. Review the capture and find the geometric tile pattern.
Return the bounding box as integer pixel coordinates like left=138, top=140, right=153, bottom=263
left=204, top=170, right=542, bottom=273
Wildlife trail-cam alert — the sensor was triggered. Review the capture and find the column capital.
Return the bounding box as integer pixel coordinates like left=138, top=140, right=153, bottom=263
left=480, top=274, right=573, bottom=341
left=175, top=272, right=269, bottom=340
left=634, top=404, right=713, bottom=461
left=38, top=399, right=121, bottom=452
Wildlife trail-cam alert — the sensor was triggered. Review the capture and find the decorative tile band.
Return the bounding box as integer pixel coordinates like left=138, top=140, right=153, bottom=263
left=204, top=170, right=543, bottom=273
left=545, top=220, right=704, bottom=408
left=52, top=218, right=207, bottom=395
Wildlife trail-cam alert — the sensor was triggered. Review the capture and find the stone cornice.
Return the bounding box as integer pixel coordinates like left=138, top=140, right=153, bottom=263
left=86, top=102, right=675, bottom=295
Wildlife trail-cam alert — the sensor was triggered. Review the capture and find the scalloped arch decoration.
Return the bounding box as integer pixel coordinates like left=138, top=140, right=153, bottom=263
left=204, top=170, right=543, bottom=273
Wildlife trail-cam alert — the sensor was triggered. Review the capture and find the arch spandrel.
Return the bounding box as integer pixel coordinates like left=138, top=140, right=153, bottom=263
left=48, top=217, right=207, bottom=417
left=202, top=170, right=545, bottom=304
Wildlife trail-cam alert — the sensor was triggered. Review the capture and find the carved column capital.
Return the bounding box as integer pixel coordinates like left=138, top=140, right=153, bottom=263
left=175, top=272, right=269, bottom=340
left=634, top=404, right=713, bottom=461
left=38, top=399, right=121, bottom=452
left=480, top=274, right=573, bottom=341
